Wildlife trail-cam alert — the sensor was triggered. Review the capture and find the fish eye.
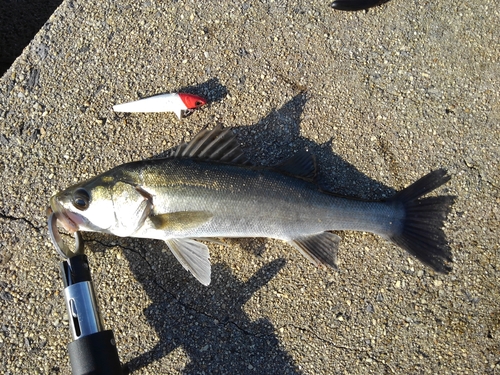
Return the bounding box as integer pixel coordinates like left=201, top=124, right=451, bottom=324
left=72, top=188, right=90, bottom=211
left=195, top=101, right=203, bottom=107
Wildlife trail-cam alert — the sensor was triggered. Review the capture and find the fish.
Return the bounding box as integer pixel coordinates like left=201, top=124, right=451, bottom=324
left=49, top=125, right=454, bottom=285
left=113, top=92, right=207, bottom=119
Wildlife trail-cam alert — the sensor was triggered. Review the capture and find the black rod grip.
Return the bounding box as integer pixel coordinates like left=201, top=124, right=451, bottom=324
left=68, top=330, right=123, bottom=375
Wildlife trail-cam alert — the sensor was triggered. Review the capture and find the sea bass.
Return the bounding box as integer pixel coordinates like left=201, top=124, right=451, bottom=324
left=50, top=126, right=454, bottom=285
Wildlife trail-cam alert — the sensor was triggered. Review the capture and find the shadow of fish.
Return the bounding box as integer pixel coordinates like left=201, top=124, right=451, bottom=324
left=50, top=126, right=454, bottom=285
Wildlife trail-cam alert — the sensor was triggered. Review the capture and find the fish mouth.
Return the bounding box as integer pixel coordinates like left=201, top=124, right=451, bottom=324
left=49, top=195, right=81, bottom=233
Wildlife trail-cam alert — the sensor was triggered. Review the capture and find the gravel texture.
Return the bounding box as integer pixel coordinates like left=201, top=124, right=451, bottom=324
left=0, top=0, right=499, bottom=374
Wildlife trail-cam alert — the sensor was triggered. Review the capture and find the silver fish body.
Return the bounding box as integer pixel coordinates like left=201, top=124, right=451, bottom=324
left=50, top=126, right=454, bottom=285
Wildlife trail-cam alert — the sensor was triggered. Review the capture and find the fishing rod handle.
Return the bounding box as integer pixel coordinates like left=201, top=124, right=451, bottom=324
left=60, top=254, right=124, bottom=375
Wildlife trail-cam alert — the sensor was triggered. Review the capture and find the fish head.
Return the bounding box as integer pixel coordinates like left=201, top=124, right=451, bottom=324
left=50, top=171, right=148, bottom=236
left=50, top=175, right=116, bottom=234
left=178, top=93, right=207, bottom=110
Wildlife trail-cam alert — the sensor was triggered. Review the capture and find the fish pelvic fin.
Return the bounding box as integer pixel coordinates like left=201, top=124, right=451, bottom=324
left=288, top=232, right=341, bottom=269
left=388, top=169, right=455, bottom=273
left=165, top=238, right=211, bottom=285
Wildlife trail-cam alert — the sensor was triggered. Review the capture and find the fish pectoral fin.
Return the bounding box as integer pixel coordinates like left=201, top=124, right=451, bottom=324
left=288, top=232, right=341, bottom=269
left=165, top=238, right=211, bottom=286
left=150, top=211, right=213, bottom=231
left=131, top=198, right=153, bottom=231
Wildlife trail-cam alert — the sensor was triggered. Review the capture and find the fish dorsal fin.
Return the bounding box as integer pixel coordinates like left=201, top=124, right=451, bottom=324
left=275, top=150, right=317, bottom=181
left=169, top=125, right=250, bottom=165
left=288, top=232, right=341, bottom=269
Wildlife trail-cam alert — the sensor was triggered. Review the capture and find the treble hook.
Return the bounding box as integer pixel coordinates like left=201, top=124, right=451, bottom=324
left=182, top=108, right=194, bottom=118
left=48, top=212, right=84, bottom=259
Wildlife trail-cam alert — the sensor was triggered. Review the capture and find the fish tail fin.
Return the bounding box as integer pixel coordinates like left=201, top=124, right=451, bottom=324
left=388, top=169, right=455, bottom=273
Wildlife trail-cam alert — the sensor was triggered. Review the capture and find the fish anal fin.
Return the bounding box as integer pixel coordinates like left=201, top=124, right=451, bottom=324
left=165, top=239, right=211, bottom=285
left=275, top=150, right=317, bottom=181
left=150, top=211, right=213, bottom=231
left=289, top=232, right=340, bottom=269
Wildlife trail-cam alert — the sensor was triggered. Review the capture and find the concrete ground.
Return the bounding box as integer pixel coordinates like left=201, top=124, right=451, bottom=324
left=0, top=0, right=499, bottom=374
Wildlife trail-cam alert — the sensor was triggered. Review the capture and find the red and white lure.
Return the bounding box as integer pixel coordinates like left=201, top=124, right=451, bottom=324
left=113, top=93, right=207, bottom=119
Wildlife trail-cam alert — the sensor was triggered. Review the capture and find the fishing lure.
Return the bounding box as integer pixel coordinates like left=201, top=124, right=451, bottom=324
left=113, top=92, right=207, bottom=119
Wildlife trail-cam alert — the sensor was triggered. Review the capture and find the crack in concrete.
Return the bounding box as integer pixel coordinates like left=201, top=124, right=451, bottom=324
left=0, top=212, right=42, bottom=233
left=288, top=323, right=396, bottom=374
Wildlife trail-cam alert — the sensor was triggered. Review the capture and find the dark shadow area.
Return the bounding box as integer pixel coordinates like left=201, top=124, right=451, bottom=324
left=0, top=0, right=63, bottom=76
left=120, top=253, right=300, bottom=374
left=230, top=92, right=395, bottom=199
left=330, top=0, right=391, bottom=12
left=156, top=91, right=393, bottom=198
left=89, top=93, right=394, bottom=372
